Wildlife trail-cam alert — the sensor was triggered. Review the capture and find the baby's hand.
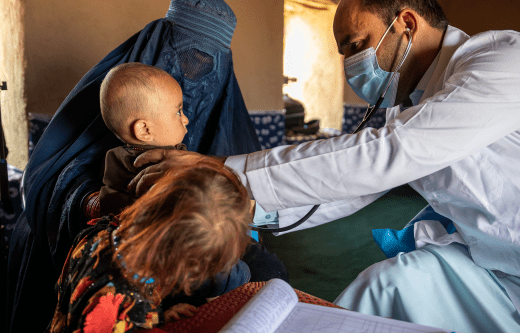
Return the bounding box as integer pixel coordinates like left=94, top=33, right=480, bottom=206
left=164, top=303, right=198, bottom=321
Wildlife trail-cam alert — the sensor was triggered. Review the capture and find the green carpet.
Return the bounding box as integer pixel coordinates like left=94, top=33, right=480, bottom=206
left=261, top=185, right=428, bottom=303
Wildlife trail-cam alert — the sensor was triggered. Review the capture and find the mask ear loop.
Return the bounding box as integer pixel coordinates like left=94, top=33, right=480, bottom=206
left=375, top=16, right=399, bottom=52
left=354, top=27, right=413, bottom=133
left=358, top=15, right=401, bottom=126
left=378, top=27, right=413, bottom=102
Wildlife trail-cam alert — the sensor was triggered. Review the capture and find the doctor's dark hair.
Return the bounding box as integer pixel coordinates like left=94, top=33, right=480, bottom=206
left=113, top=158, right=252, bottom=300
left=361, top=0, right=448, bottom=30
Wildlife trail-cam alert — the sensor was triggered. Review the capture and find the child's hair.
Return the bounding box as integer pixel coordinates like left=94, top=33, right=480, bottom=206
left=113, top=157, right=252, bottom=299
left=99, top=62, right=177, bottom=140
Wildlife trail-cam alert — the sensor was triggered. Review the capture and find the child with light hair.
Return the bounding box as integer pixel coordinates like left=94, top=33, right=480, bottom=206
left=49, top=160, right=253, bottom=331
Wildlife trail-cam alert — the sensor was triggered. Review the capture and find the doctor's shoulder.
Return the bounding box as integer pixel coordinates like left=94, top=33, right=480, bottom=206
left=450, top=29, right=520, bottom=72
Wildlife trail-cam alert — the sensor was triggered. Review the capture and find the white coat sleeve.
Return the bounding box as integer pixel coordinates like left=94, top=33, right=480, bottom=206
left=226, top=156, right=388, bottom=232
left=230, top=31, right=520, bottom=213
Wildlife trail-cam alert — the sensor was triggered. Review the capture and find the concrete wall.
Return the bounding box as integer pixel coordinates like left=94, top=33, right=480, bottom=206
left=24, top=0, right=170, bottom=117
left=1, top=0, right=28, bottom=170
left=230, top=0, right=284, bottom=111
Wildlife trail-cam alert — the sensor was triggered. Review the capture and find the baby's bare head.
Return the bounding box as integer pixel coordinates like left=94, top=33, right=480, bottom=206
left=100, top=63, right=188, bottom=146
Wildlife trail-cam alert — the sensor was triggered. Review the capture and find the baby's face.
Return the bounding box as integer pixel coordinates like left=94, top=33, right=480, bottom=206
left=152, top=79, right=189, bottom=147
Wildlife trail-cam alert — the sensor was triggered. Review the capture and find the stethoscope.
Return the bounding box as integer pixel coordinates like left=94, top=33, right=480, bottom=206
left=252, top=27, right=413, bottom=233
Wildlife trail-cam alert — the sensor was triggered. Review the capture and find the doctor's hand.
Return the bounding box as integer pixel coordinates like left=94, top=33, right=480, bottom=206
left=128, top=149, right=227, bottom=196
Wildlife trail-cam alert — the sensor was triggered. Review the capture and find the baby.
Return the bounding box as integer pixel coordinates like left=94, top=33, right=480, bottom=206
left=48, top=160, right=253, bottom=332
left=98, top=62, right=189, bottom=216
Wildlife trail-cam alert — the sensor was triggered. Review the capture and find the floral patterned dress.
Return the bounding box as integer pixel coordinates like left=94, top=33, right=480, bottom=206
left=48, top=216, right=163, bottom=333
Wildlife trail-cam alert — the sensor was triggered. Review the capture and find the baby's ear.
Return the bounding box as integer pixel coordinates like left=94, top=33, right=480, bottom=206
left=133, top=119, right=153, bottom=143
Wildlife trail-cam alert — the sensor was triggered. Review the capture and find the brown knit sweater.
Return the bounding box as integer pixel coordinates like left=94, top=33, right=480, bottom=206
left=99, top=143, right=186, bottom=216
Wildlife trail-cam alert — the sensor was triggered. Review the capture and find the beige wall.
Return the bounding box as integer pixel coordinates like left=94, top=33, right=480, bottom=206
left=24, top=0, right=171, bottom=117
left=229, top=0, right=284, bottom=111
left=1, top=0, right=28, bottom=170
left=24, top=0, right=283, bottom=117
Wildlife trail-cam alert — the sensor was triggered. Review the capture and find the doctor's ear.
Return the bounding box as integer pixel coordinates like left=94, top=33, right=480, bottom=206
left=132, top=119, right=154, bottom=143
left=398, top=9, right=418, bottom=35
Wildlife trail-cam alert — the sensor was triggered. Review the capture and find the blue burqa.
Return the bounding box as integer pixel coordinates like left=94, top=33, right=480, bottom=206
left=6, top=1, right=261, bottom=332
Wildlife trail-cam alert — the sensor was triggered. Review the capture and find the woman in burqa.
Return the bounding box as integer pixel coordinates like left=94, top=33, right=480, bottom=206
left=6, top=1, right=288, bottom=332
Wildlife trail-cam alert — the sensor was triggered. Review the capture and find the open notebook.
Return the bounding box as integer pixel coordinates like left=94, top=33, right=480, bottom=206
left=220, top=279, right=454, bottom=333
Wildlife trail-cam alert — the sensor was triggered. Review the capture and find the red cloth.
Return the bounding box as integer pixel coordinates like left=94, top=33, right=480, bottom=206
left=147, top=282, right=343, bottom=333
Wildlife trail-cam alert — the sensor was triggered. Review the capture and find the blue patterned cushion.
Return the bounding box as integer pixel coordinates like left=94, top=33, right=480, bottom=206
left=249, top=111, right=285, bottom=150
left=342, top=104, right=386, bottom=134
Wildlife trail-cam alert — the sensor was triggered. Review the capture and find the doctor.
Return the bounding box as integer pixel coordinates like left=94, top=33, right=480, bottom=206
left=130, top=0, right=520, bottom=331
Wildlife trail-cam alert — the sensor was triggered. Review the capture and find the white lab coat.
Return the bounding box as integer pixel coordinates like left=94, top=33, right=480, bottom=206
left=226, top=26, right=520, bottom=279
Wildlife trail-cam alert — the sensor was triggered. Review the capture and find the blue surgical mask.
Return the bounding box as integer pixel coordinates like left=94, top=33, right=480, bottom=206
left=344, top=17, right=406, bottom=108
